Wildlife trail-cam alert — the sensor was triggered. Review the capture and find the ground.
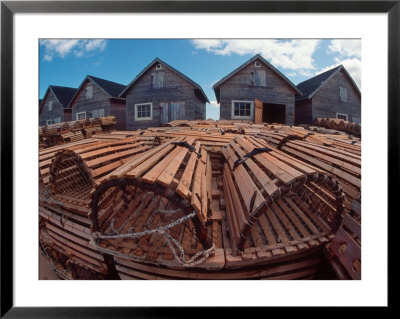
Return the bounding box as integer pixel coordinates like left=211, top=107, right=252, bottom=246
left=39, top=252, right=59, bottom=280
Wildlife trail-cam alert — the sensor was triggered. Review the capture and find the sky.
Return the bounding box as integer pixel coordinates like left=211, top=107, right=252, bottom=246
left=39, top=39, right=361, bottom=120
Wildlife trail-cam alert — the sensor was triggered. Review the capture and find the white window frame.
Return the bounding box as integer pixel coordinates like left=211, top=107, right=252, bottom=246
left=76, top=111, right=86, bottom=120
left=47, top=101, right=52, bottom=111
left=135, top=103, right=153, bottom=121
left=53, top=117, right=61, bottom=124
left=336, top=113, right=348, bottom=121
left=255, top=61, right=261, bottom=68
left=231, top=100, right=254, bottom=120
left=156, top=63, right=162, bottom=69
left=85, top=85, right=93, bottom=100
left=46, top=119, right=52, bottom=125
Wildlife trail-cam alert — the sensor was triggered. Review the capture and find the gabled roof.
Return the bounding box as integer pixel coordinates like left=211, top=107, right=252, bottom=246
left=296, top=65, right=361, bottom=101
left=39, top=85, right=77, bottom=113
left=67, top=75, right=126, bottom=107
left=87, top=75, right=126, bottom=97
left=212, top=54, right=302, bottom=102
left=119, top=57, right=209, bottom=103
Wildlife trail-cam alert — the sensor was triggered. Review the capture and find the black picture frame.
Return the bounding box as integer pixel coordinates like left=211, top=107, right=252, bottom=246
left=1, top=1, right=395, bottom=317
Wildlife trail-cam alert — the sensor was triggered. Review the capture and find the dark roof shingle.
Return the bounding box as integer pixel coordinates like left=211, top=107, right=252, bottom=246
left=296, top=65, right=342, bottom=99
left=49, top=85, right=78, bottom=107
left=87, top=75, right=126, bottom=97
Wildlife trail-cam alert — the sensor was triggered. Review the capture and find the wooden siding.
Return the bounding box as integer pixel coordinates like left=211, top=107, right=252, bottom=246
left=125, top=64, right=206, bottom=130
left=311, top=69, right=361, bottom=123
left=39, top=90, right=65, bottom=126
left=110, top=99, right=127, bottom=130
left=219, top=59, right=297, bottom=125
left=71, top=80, right=111, bottom=121
left=295, top=99, right=313, bottom=125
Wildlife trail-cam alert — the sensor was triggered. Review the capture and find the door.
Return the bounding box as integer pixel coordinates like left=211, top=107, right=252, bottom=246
left=160, top=103, right=169, bottom=125
left=169, top=102, right=185, bottom=121
left=254, top=99, right=263, bottom=124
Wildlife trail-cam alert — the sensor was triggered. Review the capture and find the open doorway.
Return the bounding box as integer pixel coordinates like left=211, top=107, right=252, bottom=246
left=262, top=103, right=286, bottom=124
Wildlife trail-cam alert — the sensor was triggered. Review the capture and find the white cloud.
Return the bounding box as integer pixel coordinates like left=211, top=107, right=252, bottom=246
left=191, top=39, right=321, bottom=71
left=208, top=101, right=220, bottom=108
left=40, top=39, right=107, bottom=61
left=316, top=57, right=361, bottom=89
left=328, top=39, right=361, bottom=59
left=43, top=54, right=53, bottom=62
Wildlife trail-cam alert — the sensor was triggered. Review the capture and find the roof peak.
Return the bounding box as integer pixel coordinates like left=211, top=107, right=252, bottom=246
left=119, top=57, right=209, bottom=103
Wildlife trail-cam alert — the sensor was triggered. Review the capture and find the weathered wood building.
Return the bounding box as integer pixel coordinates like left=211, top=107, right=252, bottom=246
left=295, top=65, right=361, bottom=125
left=213, top=54, right=301, bottom=125
left=39, top=85, right=77, bottom=126
left=68, top=75, right=127, bottom=130
left=119, top=58, right=209, bottom=130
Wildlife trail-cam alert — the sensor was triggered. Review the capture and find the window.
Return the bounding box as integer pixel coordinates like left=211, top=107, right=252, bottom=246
left=231, top=100, right=253, bottom=119
left=156, top=63, right=162, bottom=69
left=339, top=87, right=348, bottom=102
left=76, top=111, right=86, bottom=120
left=46, top=119, right=52, bottom=125
left=85, top=86, right=93, bottom=100
left=135, top=103, right=152, bottom=121
left=336, top=113, right=348, bottom=121
left=47, top=101, right=52, bottom=111
left=255, top=61, right=261, bottom=67
left=53, top=117, right=61, bottom=123
left=91, top=108, right=105, bottom=118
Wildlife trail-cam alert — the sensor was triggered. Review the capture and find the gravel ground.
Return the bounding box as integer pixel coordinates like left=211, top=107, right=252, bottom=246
left=39, top=252, right=59, bottom=280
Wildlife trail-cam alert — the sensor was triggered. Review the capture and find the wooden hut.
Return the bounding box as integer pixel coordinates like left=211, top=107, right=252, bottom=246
left=213, top=54, right=301, bottom=125
left=295, top=65, right=361, bottom=125
left=120, top=58, right=209, bottom=130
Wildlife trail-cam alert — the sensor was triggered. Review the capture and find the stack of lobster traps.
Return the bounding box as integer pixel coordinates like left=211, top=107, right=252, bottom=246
left=313, top=118, right=361, bottom=137
left=39, top=123, right=361, bottom=280
left=39, top=135, right=160, bottom=279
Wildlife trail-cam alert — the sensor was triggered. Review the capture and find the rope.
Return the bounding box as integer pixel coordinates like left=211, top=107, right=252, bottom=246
left=100, top=212, right=196, bottom=240
left=94, top=209, right=214, bottom=267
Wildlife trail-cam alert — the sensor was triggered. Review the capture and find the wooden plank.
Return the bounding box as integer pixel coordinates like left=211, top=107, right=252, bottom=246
left=291, top=196, right=331, bottom=232
left=257, top=214, right=277, bottom=245
left=126, top=140, right=183, bottom=179
left=281, top=145, right=361, bottom=188
left=156, top=137, right=195, bottom=187
left=275, top=198, right=311, bottom=238
left=176, top=142, right=201, bottom=199
left=270, top=201, right=301, bottom=241
left=254, top=98, right=263, bottom=124
left=85, top=145, right=148, bottom=168
left=264, top=207, right=290, bottom=244
left=329, top=226, right=361, bottom=280
left=342, top=213, right=361, bottom=239
left=235, top=137, right=299, bottom=184
left=282, top=197, right=321, bottom=235
left=80, top=141, right=144, bottom=160
left=229, top=140, right=278, bottom=197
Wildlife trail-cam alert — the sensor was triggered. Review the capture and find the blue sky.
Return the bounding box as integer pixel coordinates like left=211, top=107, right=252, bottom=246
left=39, top=39, right=361, bottom=120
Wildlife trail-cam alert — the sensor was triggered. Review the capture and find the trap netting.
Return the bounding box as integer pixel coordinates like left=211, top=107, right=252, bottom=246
left=90, top=181, right=215, bottom=267
left=49, top=150, right=94, bottom=198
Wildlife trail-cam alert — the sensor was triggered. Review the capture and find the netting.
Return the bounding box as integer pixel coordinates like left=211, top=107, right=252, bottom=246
left=49, top=150, right=93, bottom=198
